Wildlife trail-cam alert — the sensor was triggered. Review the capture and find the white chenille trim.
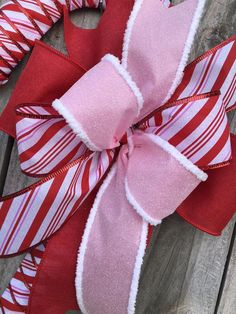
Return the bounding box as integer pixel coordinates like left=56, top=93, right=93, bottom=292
left=125, top=178, right=162, bottom=226
left=52, top=99, right=100, bottom=152
left=102, top=54, right=144, bottom=115
left=145, top=133, right=208, bottom=181
left=162, top=0, right=207, bottom=104
left=127, top=221, right=149, bottom=314
left=75, top=165, right=117, bottom=314
left=121, top=0, right=206, bottom=104
left=162, top=0, right=171, bottom=8
left=121, top=0, right=144, bottom=70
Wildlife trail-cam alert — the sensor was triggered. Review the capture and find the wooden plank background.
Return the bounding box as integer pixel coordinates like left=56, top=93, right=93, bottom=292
left=0, top=0, right=235, bottom=313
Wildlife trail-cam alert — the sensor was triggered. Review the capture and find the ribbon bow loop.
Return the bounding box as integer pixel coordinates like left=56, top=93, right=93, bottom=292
left=53, top=54, right=143, bottom=152
left=125, top=131, right=207, bottom=226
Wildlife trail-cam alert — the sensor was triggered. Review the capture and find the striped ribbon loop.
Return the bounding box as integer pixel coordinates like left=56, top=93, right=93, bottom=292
left=145, top=36, right=236, bottom=169
left=145, top=93, right=232, bottom=169
left=16, top=104, right=89, bottom=177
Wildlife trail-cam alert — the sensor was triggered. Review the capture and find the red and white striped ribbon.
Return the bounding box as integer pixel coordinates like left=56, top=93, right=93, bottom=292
left=145, top=36, right=236, bottom=168
left=0, top=149, right=113, bottom=256
left=16, top=104, right=88, bottom=176
left=0, top=243, right=46, bottom=314
left=147, top=94, right=231, bottom=168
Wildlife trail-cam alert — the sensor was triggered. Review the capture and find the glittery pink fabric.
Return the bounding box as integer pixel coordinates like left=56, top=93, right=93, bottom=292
left=81, top=144, right=144, bottom=314
left=59, top=59, right=139, bottom=150
left=126, top=132, right=200, bottom=224
left=80, top=131, right=202, bottom=313
left=126, top=0, right=199, bottom=121
left=57, top=0, right=199, bottom=151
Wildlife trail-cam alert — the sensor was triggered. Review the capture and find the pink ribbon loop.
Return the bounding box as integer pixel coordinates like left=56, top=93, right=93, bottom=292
left=125, top=131, right=207, bottom=225
left=51, top=48, right=208, bottom=310
left=53, top=54, right=143, bottom=151
left=48, top=0, right=230, bottom=312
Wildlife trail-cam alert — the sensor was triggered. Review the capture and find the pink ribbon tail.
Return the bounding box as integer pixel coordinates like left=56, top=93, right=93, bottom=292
left=76, top=132, right=206, bottom=314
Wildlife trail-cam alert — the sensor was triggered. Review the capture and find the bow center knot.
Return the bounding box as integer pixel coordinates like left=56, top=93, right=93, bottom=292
left=119, top=133, right=128, bottom=145
left=53, top=54, right=144, bottom=152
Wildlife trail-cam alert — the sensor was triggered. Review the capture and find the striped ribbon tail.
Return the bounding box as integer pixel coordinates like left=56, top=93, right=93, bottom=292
left=0, top=0, right=100, bottom=85
left=0, top=148, right=114, bottom=256
left=0, top=243, right=46, bottom=314
left=147, top=35, right=236, bottom=127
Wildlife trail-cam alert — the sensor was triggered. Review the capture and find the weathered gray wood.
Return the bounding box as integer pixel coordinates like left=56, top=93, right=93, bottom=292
left=137, top=216, right=236, bottom=314
left=217, top=229, right=236, bottom=314
left=229, top=110, right=236, bottom=133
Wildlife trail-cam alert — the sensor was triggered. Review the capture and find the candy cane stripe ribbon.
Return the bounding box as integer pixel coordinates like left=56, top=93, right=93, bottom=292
left=0, top=0, right=101, bottom=85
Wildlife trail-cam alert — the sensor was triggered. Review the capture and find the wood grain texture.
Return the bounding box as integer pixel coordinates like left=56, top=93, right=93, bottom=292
left=137, top=216, right=236, bottom=314
left=217, top=228, right=236, bottom=314
left=0, top=0, right=235, bottom=313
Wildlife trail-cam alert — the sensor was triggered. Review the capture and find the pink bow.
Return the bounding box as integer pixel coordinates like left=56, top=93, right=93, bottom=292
left=0, top=0, right=235, bottom=313
left=52, top=43, right=208, bottom=310
left=51, top=0, right=211, bottom=310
